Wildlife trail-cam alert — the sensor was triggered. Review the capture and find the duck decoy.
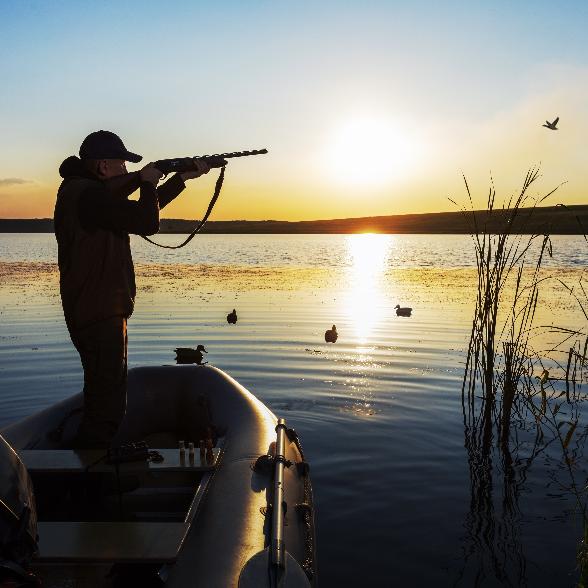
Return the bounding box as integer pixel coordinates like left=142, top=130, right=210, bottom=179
left=394, top=304, right=412, bottom=317
left=227, top=309, right=237, bottom=324
left=174, top=344, right=208, bottom=365
left=324, top=325, right=338, bottom=343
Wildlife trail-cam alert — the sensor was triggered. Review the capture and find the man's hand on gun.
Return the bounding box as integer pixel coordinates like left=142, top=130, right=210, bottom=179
left=140, top=163, right=164, bottom=186
left=139, top=157, right=228, bottom=186
left=180, top=158, right=212, bottom=182
left=179, top=157, right=229, bottom=181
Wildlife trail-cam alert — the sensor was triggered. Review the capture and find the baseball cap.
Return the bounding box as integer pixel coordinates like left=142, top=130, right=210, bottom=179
left=79, top=130, right=142, bottom=163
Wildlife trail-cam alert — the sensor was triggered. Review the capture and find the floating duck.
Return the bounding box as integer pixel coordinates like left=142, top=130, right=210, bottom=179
left=395, top=305, right=412, bottom=317
left=174, top=344, right=208, bottom=365
left=324, top=325, right=338, bottom=343
left=227, top=309, right=237, bottom=324
left=542, top=116, right=559, bottom=130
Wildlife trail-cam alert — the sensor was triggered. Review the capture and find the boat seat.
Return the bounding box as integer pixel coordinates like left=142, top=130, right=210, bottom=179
left=18, top=448, right=219, bottom=473
left=35, top=521, right=190, bottom=563
left=22, top=448, right=219, bottom=563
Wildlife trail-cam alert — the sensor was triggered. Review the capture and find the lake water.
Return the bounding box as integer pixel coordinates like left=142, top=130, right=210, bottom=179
left=1, top=233, right=587, bottom=587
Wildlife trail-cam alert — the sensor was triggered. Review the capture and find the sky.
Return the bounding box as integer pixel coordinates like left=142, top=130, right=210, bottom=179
left=0, top=0, right=586, bottom=221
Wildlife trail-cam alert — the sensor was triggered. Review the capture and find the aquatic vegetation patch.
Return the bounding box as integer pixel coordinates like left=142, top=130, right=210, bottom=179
left=454, top=167, right=588, bottom=585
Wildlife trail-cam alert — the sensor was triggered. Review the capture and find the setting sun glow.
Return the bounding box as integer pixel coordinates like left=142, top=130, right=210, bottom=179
left=326, top=117, right=418, bottom=188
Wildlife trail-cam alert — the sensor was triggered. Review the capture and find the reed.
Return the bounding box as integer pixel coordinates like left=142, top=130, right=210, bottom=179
left=453, top=167, right=588, bottom=584
left=451, top=167, right=556, bottom=436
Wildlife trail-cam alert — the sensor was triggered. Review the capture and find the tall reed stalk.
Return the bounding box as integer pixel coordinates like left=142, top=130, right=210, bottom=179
left=452, top=168, right=588, bottom=585
left=452, top=167, right=557, bottom=439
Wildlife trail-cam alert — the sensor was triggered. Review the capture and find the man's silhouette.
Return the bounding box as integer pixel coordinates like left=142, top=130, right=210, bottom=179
left=54, top=130, right=210, bottom=447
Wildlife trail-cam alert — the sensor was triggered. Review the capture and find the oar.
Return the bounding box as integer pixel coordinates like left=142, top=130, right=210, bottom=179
left=239, top=419, right=311, bottom=588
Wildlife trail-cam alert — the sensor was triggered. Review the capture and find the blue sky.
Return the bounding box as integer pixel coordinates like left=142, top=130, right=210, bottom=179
left=1, top=1, right=586, bottom=219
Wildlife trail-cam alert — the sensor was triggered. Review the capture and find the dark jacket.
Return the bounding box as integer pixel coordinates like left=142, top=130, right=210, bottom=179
left=54, top=157, right=185, bottom=331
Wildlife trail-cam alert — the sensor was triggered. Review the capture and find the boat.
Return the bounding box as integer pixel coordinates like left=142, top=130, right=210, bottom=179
left=0, top=364, right=317, bottom=587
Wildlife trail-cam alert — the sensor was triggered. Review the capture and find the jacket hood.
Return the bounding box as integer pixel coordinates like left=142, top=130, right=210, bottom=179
left=58, top=156, right=86, bottom=179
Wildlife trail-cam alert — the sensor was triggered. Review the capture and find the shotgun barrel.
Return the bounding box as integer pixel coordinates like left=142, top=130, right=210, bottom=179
left=154, top=149, right=268, bottom=174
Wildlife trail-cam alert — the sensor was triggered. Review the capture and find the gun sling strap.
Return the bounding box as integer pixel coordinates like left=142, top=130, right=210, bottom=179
left=141, top=165, right=226, bottom=250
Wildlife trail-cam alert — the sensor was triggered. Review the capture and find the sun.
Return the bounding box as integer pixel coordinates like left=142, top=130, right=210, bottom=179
left=325, top=116, right=418, bottom=187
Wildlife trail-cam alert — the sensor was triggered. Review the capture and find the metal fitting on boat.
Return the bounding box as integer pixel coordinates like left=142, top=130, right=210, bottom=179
left=252, top=454, right=273, bottom=474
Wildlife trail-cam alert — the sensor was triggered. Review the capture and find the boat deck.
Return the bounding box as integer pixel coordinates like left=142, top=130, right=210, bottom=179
left=19, top=447, right=220, bottom=564
left=36, top=521, right=190, bottom=563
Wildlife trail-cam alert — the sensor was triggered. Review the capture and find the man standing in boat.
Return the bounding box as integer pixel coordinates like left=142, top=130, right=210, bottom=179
left=54, top=130, right=210, bottom=448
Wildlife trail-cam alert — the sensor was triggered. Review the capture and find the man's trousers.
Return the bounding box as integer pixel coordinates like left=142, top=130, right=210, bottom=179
left=69, top=316, right=128, bottom=448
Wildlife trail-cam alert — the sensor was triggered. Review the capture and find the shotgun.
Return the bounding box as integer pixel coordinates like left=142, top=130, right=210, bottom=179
left=104, top=148, right=268, bottom=198
left=154, top=148, right=268, bottom=174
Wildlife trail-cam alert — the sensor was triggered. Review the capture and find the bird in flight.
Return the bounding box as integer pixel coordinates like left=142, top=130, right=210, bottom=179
left=543, top=117, right=559, bottom=130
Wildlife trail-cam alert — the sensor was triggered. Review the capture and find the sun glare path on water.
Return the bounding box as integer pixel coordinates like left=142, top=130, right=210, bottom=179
left=344, top=233, right=392, bottom=343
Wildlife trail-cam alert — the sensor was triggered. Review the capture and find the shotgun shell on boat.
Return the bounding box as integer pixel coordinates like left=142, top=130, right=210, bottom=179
left=188, top=442, right=195, bottom=465
left=179, top=440, right=185, bottom=464
left=199, top=440, right=205, bottom=463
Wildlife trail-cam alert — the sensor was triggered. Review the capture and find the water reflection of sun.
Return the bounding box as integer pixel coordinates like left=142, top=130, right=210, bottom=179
left=345, top=233, right=391, bottom=343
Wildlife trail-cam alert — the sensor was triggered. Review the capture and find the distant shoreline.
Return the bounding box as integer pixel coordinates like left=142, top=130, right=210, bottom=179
left=1, top=204, right=587, bottom=234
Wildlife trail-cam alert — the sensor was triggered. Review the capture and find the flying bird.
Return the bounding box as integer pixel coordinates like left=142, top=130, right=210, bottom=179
left=542, top=117, right=559, bottom=130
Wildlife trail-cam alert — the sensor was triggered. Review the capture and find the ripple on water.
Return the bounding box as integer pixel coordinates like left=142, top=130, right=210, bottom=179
left=1, top=236, right=587, bottom=587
